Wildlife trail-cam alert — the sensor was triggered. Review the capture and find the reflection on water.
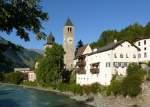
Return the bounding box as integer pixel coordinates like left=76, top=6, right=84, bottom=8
left=0, top=84, right=91, bottom=107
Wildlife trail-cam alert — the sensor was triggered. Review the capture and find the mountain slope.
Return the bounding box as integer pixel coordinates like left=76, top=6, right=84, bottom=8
left=0, top=36, right=41, bottom=72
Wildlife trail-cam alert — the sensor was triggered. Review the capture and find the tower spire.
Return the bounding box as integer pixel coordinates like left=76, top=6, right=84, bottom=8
left=65, top=18, right=74, bottom=26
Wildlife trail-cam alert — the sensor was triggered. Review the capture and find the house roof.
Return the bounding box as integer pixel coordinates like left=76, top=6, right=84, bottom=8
left=65, top=18, right=74, bottom=26
left=76, top=45, right=88, bottom=58
left=88, top=40, right=140, bottom=55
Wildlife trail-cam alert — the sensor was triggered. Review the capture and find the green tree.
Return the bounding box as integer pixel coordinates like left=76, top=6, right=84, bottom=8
left=0, top=72, right=4, bottom=82
left=0, top=0, right=48, bottom=41
left=90, top=22, right=147, bottom=48
left=127, top=63, right=145, bottom=78
left=36, top=44, right=65, bottom=85
left=5, top=72, right=24, bottom=84
left=122, top=63, right=146, bottom=97
left=75, top=40, right=84, bottom=56
left=144, top=22, right=150, bottom=37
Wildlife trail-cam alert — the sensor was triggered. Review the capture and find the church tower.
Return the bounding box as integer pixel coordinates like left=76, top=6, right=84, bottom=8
left=63, top=18, right=75, bottom=70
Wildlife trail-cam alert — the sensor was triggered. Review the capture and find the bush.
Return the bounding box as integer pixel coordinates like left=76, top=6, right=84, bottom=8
left=122, top=75, right=142, bottom=97
left=127, top=63, right=145, bottom=77
left=55, top=83, right=83, bottom=95
left=5, top=72, right=24, bottom=84
left=23, top=81, right=38, bottom=87
left=146, top=72, right=150, bottom=81
left=0, top=72, right=5, bottom=82
left=91, top=83, right=101, bottom=94
left=107, top=79, right=122, bottom=96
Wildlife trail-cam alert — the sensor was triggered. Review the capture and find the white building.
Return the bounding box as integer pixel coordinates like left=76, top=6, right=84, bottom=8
left=14, top=68, right=36, bottom=82
left=134, top=38, right=150, bottom=62
left=28, top=71, right=36, bottom=82
left=14, top=68, right=30, bottom=73
left=75, top=40, right=140, bottom=86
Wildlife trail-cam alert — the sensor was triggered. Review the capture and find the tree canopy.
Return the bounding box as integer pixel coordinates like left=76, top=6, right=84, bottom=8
left=75, top=40, right=84, bottom=56
left=91, top=22, right=150, bottom=48
left=0, top=0, right=48, bottom=41
left=36, top=44, right=65, bottom=85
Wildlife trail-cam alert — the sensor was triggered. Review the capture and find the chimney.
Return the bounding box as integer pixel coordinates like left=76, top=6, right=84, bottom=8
left=114, top=39, right=117, bottom=43
left=93, top=48, right=98, bottom=52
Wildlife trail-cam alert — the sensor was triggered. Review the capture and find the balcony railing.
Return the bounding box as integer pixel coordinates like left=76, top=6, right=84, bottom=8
left=76, top=61, right=86, bottom=66
left=76, top=68, right=86, bottom=74
left=90, top=68, right=99, bottom=74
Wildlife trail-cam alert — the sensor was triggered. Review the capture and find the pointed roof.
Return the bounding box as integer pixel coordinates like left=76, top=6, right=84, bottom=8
left=65, top=18, right=74, bottom=26
left=47, top=32, right=55, bottom=44
left=76, top=45, right=88, bottom=58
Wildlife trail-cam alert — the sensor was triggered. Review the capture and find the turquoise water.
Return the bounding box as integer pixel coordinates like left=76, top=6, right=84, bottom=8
left=0, top=84, right=91, bottom=107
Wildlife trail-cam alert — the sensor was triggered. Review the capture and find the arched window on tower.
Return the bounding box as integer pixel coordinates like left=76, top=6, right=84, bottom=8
left=68, top=27, right=70, bottom=32
left=70, top=27, right=72, bottom=32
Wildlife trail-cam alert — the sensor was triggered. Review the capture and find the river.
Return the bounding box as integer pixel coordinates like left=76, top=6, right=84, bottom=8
left=0, top=84, right=91, bottom=107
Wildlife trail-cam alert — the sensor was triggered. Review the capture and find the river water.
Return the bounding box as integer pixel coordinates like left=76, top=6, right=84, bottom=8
left=0, top=84, right=91, bottom=107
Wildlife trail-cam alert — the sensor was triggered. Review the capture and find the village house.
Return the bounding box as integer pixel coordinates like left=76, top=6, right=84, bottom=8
left=14, top=68, right=36, bottom=82
left=134, top=38, right=150, bottom=62
left=75, top=40, right=141, bottom=85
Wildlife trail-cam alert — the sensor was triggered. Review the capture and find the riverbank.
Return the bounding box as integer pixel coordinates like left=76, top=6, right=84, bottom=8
left=1, top=82, right=150, bottom=107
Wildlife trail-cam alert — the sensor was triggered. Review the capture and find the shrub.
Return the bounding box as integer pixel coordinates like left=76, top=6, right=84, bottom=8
left=0, top=72, right=5, bottom=82
left=55, top=83, right=83, bottom=95
left=122, top=75, right=142, bottom=97
left=127, top=63, right=145, bottom=78
left=91, top=83, right=101, bottom=94
left=5, top=72, right=24, bottom=84
left=23, top=81, right=38, bottom=87
left=146, top=72, right=150, bottom=81
left=107, top=79, right=122, bottom=96
left=82, top=85, right=93, bottom=95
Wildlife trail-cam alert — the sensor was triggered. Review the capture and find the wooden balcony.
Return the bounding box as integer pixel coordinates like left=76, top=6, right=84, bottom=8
left=90, top=68, right=99, bottom=74
left=76, top=61, right=86, bottom=66
left=76, top=68, right=86, bottom=74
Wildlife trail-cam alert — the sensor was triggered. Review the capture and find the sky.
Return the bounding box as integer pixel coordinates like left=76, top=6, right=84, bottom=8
left=1, top=0, right=150, bottom=49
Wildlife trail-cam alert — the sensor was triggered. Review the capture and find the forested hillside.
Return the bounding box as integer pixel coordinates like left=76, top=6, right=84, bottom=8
left=91, top=22, right=150, bottom=48
left=0, top=36, right=41, bottom=72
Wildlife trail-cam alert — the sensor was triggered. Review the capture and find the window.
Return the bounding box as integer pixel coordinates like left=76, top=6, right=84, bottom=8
left=138, top=54, right=141, bottom=58
left=144, top=47, right=146, bottom=50
left=106, top=62, right=111, bottom=67
left=126, top=54, right=129, bottom=58
left=68, top=27, right=70, bottom=32
left=68, top=27, right=72, bottom=32
left=121, top=62, right=125, bottom=68
left=113, top=62, right=119, bottom=68
left=144, top=40, right=146, bottom=45
left=138, top=42, right=140, bottom=46
left=144, top=52, right=147, bottom=58
left=114, top=54, right=117, bottom=58
left=124, top=62, right=128, bottom=67
left=120, top=54, right=123, bottom=58
left=133, top=54, right=136, bottom=58
left=70, top=28, right=72, bottom=32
